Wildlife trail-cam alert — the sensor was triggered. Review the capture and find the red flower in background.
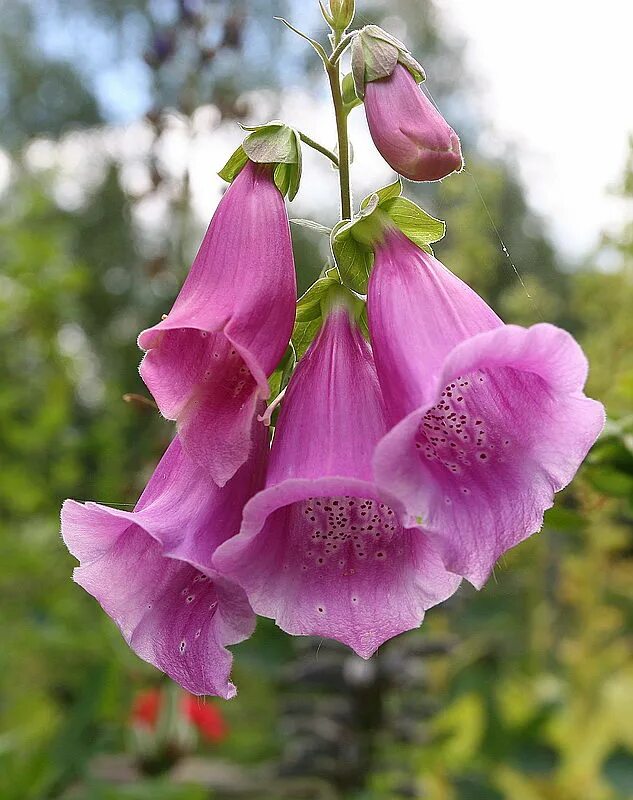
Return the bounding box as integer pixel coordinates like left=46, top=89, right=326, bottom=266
left=130, top=686, right=228, bottom=743
left=131, top=688, right=161, bottom=729
left=181, top=695, right=228, bottom=742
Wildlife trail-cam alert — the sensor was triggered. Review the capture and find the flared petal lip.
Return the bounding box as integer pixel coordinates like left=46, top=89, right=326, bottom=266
left=138, top=314, right=271, bottom=402
left=61, top=499, right=256, bottom=653
left=372, top=323, right=606, bottom=588
left=213, top=475, right=407, bottom=570
left=63, top=499, right=230, bottom=601
left=214, top=476, right=459, bottom=659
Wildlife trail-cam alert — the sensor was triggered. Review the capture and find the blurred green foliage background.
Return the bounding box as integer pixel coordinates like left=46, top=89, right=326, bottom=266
left=1, top=1, right=632, bottom=798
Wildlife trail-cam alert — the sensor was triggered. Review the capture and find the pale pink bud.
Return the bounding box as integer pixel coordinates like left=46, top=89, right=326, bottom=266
left=364, top=64, right=463, bottom=182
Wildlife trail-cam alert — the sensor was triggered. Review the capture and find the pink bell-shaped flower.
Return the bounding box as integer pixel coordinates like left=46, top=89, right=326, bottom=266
left=368, top=229, right=605, bottom=587
left=364, top=64, right=463, bottom=182
left=138, top=160, right=296, bottom=486
left=214, top=288, right=460, bottom=658
left=61, top=413, right=267, bottom=698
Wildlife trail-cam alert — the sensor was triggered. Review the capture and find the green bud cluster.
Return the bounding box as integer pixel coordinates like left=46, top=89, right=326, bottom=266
left=320, top=0, right=355, bottom=31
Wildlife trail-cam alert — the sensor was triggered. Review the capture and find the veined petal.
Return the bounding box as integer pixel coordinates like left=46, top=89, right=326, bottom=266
left=266, top=306, right=387, bottom=485
left=214, top=306, right=461, bottom=657
left=374, top=324, right=605, bottom=588
left=138, top=160, right=296, bottom=486
left=61, top=422, right=267, bottom=696
left=368, top=229, right=501, bottom=422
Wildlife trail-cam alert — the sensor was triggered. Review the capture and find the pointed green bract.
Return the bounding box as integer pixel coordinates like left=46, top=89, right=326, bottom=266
left=291, top=269, right=363, bottom=358
left=380, top=197, right=445, bottom=253
left=290, top=219, right=332, bottom=236
left=331, top=181, right=445, bottom=293
left=219, top=122, right=302, bottom=200
left=217, top=144, right=249, bottom=183
left=351, top=25, right=425, bottom=98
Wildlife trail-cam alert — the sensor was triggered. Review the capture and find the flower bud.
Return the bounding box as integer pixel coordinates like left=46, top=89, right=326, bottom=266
left=328, top=0, right=355, bottom=30
left=364, top=64, right=463, bottom=182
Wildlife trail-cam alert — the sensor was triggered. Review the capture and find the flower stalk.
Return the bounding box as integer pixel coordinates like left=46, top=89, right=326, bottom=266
left=326, top=30, right=353, bottom=221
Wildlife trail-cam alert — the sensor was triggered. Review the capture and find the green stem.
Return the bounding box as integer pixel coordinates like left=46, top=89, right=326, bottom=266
left=329, top=32, right=354, bottom=65
left=326, top=33, right=352, bottom=220
left=297, top=132, right=339, bottom=167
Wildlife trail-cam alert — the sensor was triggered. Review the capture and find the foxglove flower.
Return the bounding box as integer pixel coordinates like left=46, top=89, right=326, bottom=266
left=364, top=64, right=462, bottom=182
left=139, top=160, right=296, bottom=486
left=368, top=229, right=605, bottom=587
left=60, top=415, right=267, bottom=697
left=214, top=291, right=460, bottom=658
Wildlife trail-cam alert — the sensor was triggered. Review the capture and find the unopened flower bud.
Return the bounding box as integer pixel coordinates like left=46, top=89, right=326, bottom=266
left=365, top=64, right=463, bottom=182
left=328, top=0, right=355, bottom=30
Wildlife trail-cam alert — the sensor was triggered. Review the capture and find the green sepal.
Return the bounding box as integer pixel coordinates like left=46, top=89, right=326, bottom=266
left=218, top=144, right=249, bottom=183
left=290, top=219, right=332, bottom=236
left=292, top=267, right=341, bottom=358
left=380, top=197, right=445, bottom=253
left=330, top=212, right=375, bottom=295
left=295, top=268, right=341, bottom=324
left=360, top=177, right=402, bottom=209
left=351, top=25, right=426, bottom=98
left=330, top=181, right=445, bottom=293
left=220, top=121, right=302, bottom=200
left=291, top=268, right=368, bottom=358
left=341, top=72, right=362, bottom=114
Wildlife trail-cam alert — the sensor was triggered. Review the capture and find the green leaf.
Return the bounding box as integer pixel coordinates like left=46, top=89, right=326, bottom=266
left=330, top=220, right=374, bottom=294
left=292, top=317, right=322, bottom=360
left=238, top=122, right=302, bottom=199
left=218, top=144, right=249, bottom=183
left=351, top=34, right=366, bottom=98
left=288, top=127, right=302, bottom=200
left=341, top=71, right=362, bottom=112
left=291, top=269, right=350, bottom=357
left=381, top=196, right=446, bottom=248
left=398, top=49, right=426, bottom=83
left=360, top=177, right=402, bottom=209
left=363, top=24, right=408, bottom=53
left=295, top=268, right=341, bottom=323
left=585, top=465, right=633, bottom=498
left=361, top=31, right=398, bottom=83
left=290, top=219, right=332, bottom=236
left=331, top=184, right=445, bottom=293
left=244, top=123, right=297, bottom=164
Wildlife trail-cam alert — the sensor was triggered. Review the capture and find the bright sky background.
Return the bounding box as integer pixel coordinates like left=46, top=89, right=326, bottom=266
left=10, top=0, right=633, bottom=264
left=435, top=0, right=633, bottom=258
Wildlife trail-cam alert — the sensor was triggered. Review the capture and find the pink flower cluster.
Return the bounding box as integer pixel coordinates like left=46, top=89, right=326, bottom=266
left=61, top=44, right=603, bottom=697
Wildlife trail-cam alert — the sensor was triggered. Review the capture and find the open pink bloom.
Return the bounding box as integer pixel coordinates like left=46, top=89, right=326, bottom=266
left=139, top=160, right=296, bottom=486
left=60, top=416, right=267, bottom=698
left=364, top=64, right=463, bottom=182
left=214, top=295, right=460, bottom=658
left=368, top=230, right=605, bottom=587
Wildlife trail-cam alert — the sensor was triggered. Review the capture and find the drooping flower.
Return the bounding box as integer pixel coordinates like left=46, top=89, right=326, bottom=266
left=61, top=415, right=267, bottom=698
left=214, top=288, right=461, bottom=658
left=138, top=159, right=296, bottom=486
left=363, top=64, right=463, bottom=182
left=368, top=228, right=605, bottom=587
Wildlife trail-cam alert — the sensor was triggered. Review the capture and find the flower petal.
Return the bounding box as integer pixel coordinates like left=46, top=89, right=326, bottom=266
left=364, top=65, right=463, bottom=182
left=374, top=324, right=605, bottom=587
left=138, top=161, right=296, bottom=485
left=368, top=230, right=501, bottom=421
left=214, top=307, right=461, bottom=656
left=214, top=477, right=460, bottom=659
left=61, top=426, right=267, bottom=696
